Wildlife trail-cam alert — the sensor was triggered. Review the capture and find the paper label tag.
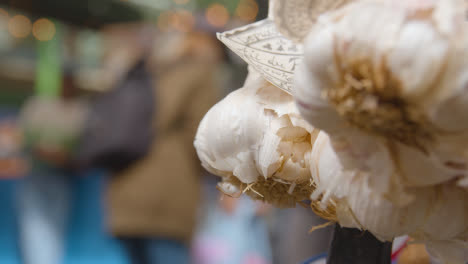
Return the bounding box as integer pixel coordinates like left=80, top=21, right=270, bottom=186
left=218, top=19, right=303, bottom=94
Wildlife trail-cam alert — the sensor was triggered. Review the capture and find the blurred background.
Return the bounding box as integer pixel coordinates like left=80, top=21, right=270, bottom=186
left=0, top=1, right=335, bottom=264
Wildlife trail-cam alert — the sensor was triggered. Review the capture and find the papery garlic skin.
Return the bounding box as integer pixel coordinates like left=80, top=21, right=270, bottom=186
left=297, top=1, right=468, bottom=259
left=311, top=132, right=428, bottom=240
left=195, top=69, right=318, bottom=207
left=311, top=132, right=468, bottom=263
left=425, top=240, right=468, bottom=264
left=195, top=71, right=267, bottom=184
left=295, top=0, right=468, bottom=190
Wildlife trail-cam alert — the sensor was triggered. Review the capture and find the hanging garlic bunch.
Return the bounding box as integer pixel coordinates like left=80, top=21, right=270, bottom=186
left=294, top=0, right=468, bottom=194
left=310, top=132, right=468, bottom=264
left=211, top=0, right=468, bottom=262
left=195, top=69, right=323, bottom=208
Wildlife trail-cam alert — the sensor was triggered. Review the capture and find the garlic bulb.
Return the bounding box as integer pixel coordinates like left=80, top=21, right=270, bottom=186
left=311, top=132, right=468, bottom=263
left=295, top=0, right=468, bottom=191
left=311, top=132, right=425, bottom=240
left=195, top=69, right=318, bottom=207
left=270, top=0, right=446, bottom=43
left=195, top=71, right=266, bottom=184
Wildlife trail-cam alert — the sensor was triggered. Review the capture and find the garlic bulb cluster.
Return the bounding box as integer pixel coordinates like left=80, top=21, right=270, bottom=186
left=195, top=69, right=319, bottom=208
left=311, top=132, right=468, bottom=263
left=295, top=0, right=468, bottom=193
left=292, top=0, right=468, bottom=262
left=208, top=0, right=468, bottom=263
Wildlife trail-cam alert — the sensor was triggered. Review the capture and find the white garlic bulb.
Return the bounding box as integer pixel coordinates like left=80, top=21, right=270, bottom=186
left=311, top=132, right=425, bottom=240
left=195, top=71, right=267, bottom=184
left=210, top=0, right=468, bottom=262
left=295, top=0, right=468, bottom=191
left=195, top=69, right=318, bottom=207
left=311, top=132, right=468, bottom=263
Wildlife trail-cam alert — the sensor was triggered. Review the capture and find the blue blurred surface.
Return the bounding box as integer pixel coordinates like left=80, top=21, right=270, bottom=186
left=0, top=171, right=129, bottom=264
left=0, top=180, right=20, bottom=264
left=64, top=171, right=128, bottom=264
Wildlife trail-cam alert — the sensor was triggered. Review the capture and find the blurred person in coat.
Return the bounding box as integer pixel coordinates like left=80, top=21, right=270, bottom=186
left=100, top=25, right=223, bottom=264
left=17, top=69, right=89, bottom=264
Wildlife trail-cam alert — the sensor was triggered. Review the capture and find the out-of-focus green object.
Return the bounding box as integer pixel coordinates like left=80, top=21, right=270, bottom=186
left=35, top=19, right=61, bottom=98
left=24, top=21, right=82, bottom=166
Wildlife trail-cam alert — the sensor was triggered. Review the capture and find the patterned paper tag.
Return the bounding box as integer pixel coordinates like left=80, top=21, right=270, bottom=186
left=217, top=19, right=303, bottom=94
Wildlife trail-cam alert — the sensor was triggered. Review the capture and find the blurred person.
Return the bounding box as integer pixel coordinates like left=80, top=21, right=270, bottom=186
left=193, top=194, right=273, bottom=264
left=16, top=24, right=154, bottom=264
left=16, top=69, right=89, bottom=264
left=96, top=26, right=222, bottom=264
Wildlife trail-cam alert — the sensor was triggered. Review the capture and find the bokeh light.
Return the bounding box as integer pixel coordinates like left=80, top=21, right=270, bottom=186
left=236, top=0, right=259, bottom=22
left=0, top=8, right=9, bottom=30
left=205, top=3, right=229, bottom=28
left=32, top=18, right=56, bottom=41
left=171, top=10, right=195, bottom=32
left=8, top=15, right=31, bottom=38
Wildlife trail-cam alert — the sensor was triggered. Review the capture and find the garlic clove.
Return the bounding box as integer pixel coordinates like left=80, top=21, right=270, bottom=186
left=275, top=157, right=310, bottom=182
left=311, top=132, right=467, bottom=247
left=387, top=21, right=449, bottom=101
left=419, top=185, right=468, bottom=241
left=257, top=128, right=282, bottom=178
left=395, top=143, right=458, bottom=187
left=194, top=72, right=267, bottom=184
left=427, top=47, right=468, bottom=132
left=233, top=151, right=260, bottom=183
